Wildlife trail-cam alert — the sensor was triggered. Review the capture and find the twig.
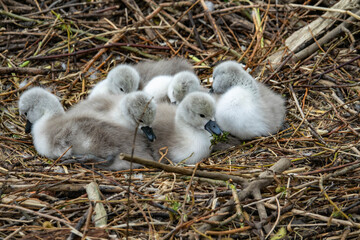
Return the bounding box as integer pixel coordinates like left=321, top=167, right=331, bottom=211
left=196, top=158, right=291, bottom=236
left=264, top=203, right=360, bottom=228
left=289, top=4, right=360, bottom=20
left=0, top=67, right=50, bottom=75
left=119, top=153, right=248, bottom=185
left=0, top=204, right=86, bottom=239
left=26, top=43, right=170, bottom=61
left=86, top=182, right=107, bottom=227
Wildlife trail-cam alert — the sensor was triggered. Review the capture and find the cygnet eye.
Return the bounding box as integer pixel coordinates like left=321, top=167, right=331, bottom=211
left=199, top=114, right=205, bottom=118
left=139, top=119, right=144, bottom=123
left=120, top=88, right=124, bottom=92
left=24, top=112, right=27, bottom=116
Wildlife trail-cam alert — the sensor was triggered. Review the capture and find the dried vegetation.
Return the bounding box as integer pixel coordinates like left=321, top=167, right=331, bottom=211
left=0, top=0, right=360, bottom=239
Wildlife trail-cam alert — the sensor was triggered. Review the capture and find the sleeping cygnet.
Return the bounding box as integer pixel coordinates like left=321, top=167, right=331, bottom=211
left=67, top=91, right=157, bottom=142
left=134, top=57, right=194, bottom=89
left=167, top=71, right=201, bottom=104
left=144, top=71, right=201, bottom=104
left=212, top=61, right=285, bottom=140
left=19, top=87, right=153, bottom=170
left=88, top=64, right=140, bottom=99
left=151, top=92, right=222, bottom=165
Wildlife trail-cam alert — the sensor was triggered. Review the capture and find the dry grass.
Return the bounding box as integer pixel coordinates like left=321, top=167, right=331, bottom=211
left=0, top=1, right=359, bottom=239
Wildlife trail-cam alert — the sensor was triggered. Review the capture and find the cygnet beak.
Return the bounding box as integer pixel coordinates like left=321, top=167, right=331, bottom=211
left=171, top=101, right=177, bottom=105
left=25, top=120, right=33, bottom=134
left=209, top=87, right=214, bottom=93
left=141, top=126, right=156, bottom=142
left=204, top=120, right=222, bottom=136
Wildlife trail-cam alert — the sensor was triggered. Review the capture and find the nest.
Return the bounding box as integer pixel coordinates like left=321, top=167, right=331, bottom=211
left=0, top=1, right=359, bottom=239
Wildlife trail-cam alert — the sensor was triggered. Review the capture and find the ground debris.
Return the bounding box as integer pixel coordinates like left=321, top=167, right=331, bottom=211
left=1, top=1, right=359, bottom=239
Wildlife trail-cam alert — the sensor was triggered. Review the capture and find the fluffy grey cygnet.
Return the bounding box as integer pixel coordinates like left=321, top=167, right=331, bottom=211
left=67, top=91, right=157, bottom=142
left=89, top=64, right=140, bottom=99
left=144, top=71, right=201, bottom=104
left=19, top=87, right=153, bottom=170
left=212, top=61, right=285, bottom=140
left=134, top=57, right=194, bottom=89
left=167, top=71, right=201, bottom=104
left=150, top=92, right=222, bottom=165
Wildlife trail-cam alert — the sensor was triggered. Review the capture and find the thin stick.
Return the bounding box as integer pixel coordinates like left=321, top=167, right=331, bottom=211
left=119, top=154, right=248, bottom=185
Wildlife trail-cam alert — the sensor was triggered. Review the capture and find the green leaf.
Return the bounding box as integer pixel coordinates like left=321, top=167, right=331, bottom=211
left=19, top=61, right=30, bottom=67
left=270, top=227, right=287, bottom=240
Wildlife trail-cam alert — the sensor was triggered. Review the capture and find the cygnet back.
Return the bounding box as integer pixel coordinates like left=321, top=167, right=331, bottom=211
left=134, top=57, right=194, bottom=89
left=89, top=64, right=140, bottom=99
left=167, top=71, right=201, bottom=104
left=19, top=87, right=153, bottom=170
left=150, top=92, right=222, bottom=164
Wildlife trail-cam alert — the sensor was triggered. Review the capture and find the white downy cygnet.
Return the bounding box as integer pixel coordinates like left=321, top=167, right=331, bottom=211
left=88, top=64, right=140, bottom=99
left=212, top=61, right=285, bottom=140
left=134, top=57, right=194, bottom=89
left=151, top=92, right=222, bottom=165
left=143, top=75, right=173, bottom=103
left=19, top=87, right=153, bottom=170
left=144, top=71, right=201, bottom=104
left=67, top=91, right=157, bottom=142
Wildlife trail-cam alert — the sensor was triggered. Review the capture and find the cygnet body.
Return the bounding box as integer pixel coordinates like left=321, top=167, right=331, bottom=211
left=213, top=61, right=285, bottom=140
left=67, top=91, right=157, bottom=141
left=19, top=87, right=153, bottom=170
left=143, top=75, right=173, bottom=103
left=151, top=92, right=222, bottom=164
left=89, top=64, right=140, bottom=99
left=134, top=57, right=194, bottom=89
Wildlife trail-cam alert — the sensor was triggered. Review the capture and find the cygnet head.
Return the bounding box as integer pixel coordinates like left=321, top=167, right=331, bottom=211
left=18, top=87, right=64, bottom=133
left=211, top=61, right=256, bottom=94
left=177, top=92, right=222, bottom=136
left=167, top=71, right=201, bottom=104
left=120, top=91, right=157, bottom=141
left=107, top=65, right=140, bottom=94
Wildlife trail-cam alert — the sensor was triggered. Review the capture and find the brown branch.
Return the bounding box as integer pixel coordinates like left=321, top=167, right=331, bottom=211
left=119, top=153, right=248, bottom=185
left=26, top=43, right=170, bottom=61
left=293, top=10, right=360, bottom=63
left=0, top=67, right=50, bottom=75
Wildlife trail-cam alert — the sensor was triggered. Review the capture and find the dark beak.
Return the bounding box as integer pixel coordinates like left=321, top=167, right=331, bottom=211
left=25, top=120, right=33, bottom=134
left=209, top=87, right=214, bottom=93
left=204, top=120, right=222, bottom=136
left=171, top=101, right=177, bottom=105
left=141, top=126, right=156, bottom=142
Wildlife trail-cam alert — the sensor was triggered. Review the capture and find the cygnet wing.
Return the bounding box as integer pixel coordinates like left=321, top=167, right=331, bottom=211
left=257, top=83, right=286, bottom=132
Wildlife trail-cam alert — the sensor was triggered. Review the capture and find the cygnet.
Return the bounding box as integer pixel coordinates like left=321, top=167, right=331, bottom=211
left=150, top=92, right=222, bottom=164
left=143, top=75, right=173, bottom=103
left=143, top=71, right=201, bottom=104
left=167, top=71, right=201, bottom=104
left=212, top=61, right=285, bottom=140
left=134, top=57, right=194, bottom=89
left=89, top=64, right=140, bottom=99
left=19, top=87, right=153, bottom=170
left=67, top=91, right=157, bottom=142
